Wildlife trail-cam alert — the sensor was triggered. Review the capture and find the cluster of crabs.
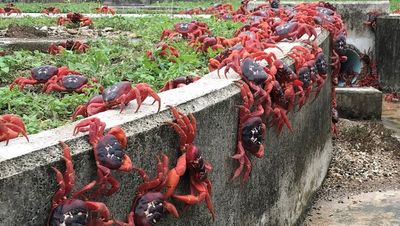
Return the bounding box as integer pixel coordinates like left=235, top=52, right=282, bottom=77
left=0, top=0, right=361, bottom=224
left=155, top=0, right=348, bottom=181
left=45, top=104, right=213, bottom=225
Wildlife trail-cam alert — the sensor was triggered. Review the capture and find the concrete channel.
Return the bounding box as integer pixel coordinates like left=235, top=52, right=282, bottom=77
left=0, top=29, right=332, bottom=225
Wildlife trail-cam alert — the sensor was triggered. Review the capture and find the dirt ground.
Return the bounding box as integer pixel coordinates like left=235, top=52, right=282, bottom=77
left=302, top=118, right=400, bottom=225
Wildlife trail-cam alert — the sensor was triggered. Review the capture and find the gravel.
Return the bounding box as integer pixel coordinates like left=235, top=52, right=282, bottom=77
left=302, top=118, right=400, bottom=224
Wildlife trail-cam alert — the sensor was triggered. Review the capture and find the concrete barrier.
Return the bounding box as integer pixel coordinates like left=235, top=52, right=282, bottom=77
left=376, top=15, right=400, bottom=91
left=336, top=87, right=382, bottom=120
left=0, top=31, right=331, bottom=225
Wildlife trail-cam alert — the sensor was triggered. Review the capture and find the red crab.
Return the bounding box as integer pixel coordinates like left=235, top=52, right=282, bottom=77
left=95, top=5, right=116, bottom=15
left=191, top=35, right=227, bottom=53
left=271, top=21, right=317, bottom=42
left=71, top=95, right=103, bottom=120
left=161, top=21, right=211, bottom=42
left=164, top=106, right=215, bottom=220
left=216, top=47, right=278, bottom=78
left=231, top=82, right=266, bottom=182
left=41, top=7, right=61, bottom=15
left=159, top=75, right=201, bottom=92
left=57, top=12, right=93, bottom=27
left=48, top=40, right=89, bottom=54
left=0, top=114, right=29, bottom=145
left=73, top=117, right=132, bottom=197
left=363, top=10, right=385, bottom=32
left=272, top=59, right=304, bottom=112
left=47, top=141, right=114, bottom=226
left=394, top=9, right=400, bottom=14
left=10, top=65, right=80, bottom=91
left=288, top=45, right=327, bottom=102
left=71, top=81, right=161, bottom=119
left=42, top=74, right=95, bottom=94
left=115, top=154, right=179, bottom=226
left=384, top=92, right=400, bottom=102
left=146, top=42, right=179, bottom=63
left=0, top=3, right=22, bottom=15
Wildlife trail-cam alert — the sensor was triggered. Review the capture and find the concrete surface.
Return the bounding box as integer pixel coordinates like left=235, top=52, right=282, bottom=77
left=0, top=31, right=331, bottom=225
left=306, top=190, right=400, bottom=226
left=336, top=87, right=382, bottom=120
left=376, top=15, right=400, bottom=92
left=382, top=100, right=400, bottom=140
left=334, top=1, right=389, bottom=54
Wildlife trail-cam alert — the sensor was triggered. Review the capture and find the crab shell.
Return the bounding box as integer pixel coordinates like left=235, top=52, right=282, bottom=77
left=62, top=75, right=88, bottom=91
left=315, top=53, right=328, bottom=75
left=31, top=65, right=59, bottom=82
left=49, top=199, right=89, bottom=226
left=96, top=134, right=125, bottom=169
left=298, top=67, right=311, bottom=88
left=241, top=117, right=264, bottom=154
left=102, top=81, right=131, bottom=104
left=241, top=58, right=268, bottom=85
left=134, top=192, right=166, bottom=226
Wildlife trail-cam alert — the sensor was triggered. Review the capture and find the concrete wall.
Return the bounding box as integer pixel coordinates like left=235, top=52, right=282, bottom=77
left=334, top=1, right=389, bottom=54
left=336, top=87, right=382, bottom=120
left=376, top=15, right=400, bottom=91
left=0, top=31, right=331, bottom=225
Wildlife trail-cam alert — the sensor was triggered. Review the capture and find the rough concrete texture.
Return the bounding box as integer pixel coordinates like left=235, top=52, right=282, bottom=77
left=308, top=190, right=400, bottom=225
left=333, top=1, right=389, bottom=54
left=336, top=87, right=382, bottom=120
left=0, top=31, right=331, bottom=225
left=248, top=1, right=390, bottom=54
left=376, top=15, right=400, bottom=91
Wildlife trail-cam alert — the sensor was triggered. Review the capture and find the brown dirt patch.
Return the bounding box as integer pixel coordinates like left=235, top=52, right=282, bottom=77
left=5, top=24, right=48, bottom=38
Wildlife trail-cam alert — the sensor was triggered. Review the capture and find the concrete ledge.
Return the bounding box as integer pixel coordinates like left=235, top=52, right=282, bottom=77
left=336, top=87, right=382, bottom=120
left=376, top=15, right=400, bottom=91
left=0, top=31, right=331, bottom=225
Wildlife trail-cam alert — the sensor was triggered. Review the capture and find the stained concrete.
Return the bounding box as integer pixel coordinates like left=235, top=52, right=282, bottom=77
left=336, top=87, right=382, bottom=120
left=376, top=15, right=400, bottom=92
left=307, top=190, right=400, bottom=226
left=334, top=1, right=389, bottom=54
left=0, top=31, right=331, bottom=225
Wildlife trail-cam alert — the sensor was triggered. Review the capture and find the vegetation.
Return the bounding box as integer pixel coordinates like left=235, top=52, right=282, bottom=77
left=0, top=16, right=241, bottom=134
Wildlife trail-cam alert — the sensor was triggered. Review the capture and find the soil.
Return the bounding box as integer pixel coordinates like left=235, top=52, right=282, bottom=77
left=302, top=118, right=400, bottom=225
left=5, top=24, right=48, bottom=38
left=0, top=25, right=139, bottom=42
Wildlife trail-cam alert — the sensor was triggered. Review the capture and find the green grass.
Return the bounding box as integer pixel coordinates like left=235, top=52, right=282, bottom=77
left=0, top=16, right=241, bottom=134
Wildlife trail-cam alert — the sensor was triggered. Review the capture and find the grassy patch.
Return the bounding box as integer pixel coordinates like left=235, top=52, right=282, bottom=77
left=0, top=16, right=241, bottom=134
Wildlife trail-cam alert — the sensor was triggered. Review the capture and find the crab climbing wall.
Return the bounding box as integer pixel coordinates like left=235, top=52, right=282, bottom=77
left=376, top=15, right=400, bottom=91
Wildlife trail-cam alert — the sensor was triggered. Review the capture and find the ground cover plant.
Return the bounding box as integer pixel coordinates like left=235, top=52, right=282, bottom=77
left=0, top=15, right=241, bottom=134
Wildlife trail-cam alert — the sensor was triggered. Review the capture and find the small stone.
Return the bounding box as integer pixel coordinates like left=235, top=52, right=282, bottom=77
left=67, top=29, right=78, bottom=35
left=103, top=27, right=113, bottom=32
left=39, top=26, right=48, bottom=31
